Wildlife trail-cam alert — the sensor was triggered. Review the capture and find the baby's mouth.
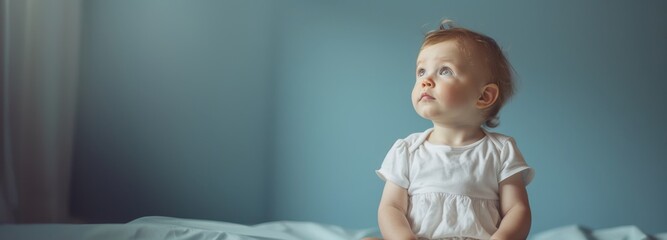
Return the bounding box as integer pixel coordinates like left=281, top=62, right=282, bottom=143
left=420, top=92, right=435, bottom=101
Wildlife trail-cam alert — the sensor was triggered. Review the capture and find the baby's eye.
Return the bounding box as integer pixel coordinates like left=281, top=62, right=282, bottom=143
left=417, top=68, right=425, bottom=77
left=439, top=66, right=454, bottom=76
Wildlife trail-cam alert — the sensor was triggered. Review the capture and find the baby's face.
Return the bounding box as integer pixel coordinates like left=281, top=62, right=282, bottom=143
left=412, top=39, right=490, bottom=124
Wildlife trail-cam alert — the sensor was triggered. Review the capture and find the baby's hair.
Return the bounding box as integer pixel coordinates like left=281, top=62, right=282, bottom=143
left=421, top=19, right=515, bottom=128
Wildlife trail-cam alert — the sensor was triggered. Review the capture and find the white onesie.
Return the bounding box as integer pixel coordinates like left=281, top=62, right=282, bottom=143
left=376, top=128, right=535, bottom=240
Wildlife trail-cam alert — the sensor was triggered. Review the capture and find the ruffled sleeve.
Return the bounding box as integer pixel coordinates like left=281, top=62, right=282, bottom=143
left=498, top=137, right=535, bottom=186
left=375, top=139, right=410, bottom=189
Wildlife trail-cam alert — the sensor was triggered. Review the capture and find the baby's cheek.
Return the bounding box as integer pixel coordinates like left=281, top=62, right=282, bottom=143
left=411, top=87, right=422, bottom=104
left=442, top=86, right=469, bottom=107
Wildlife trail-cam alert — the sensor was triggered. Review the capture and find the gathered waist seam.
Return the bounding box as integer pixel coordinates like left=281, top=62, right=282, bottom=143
left=409, top=191, right=498, bottom=201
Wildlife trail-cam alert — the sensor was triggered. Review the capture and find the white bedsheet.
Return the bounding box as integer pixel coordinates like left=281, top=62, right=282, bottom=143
left=1, top=216, right=665, bottom=240
left=0, top=216, right=380, bottom=240
left=532, top=224, right=667, bottom=240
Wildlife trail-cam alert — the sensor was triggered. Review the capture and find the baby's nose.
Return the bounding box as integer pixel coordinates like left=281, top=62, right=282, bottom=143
left=421, top=78, right=434, bottom=87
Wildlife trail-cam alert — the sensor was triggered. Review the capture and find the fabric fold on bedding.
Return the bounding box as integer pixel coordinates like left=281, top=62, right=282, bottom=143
left=533, top=224, right=666, bottom=240
left=1, top=216, right=665, bottom=240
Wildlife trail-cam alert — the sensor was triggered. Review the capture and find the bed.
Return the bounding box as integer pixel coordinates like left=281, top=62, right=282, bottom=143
left=1, top=216, right=665, bottom=240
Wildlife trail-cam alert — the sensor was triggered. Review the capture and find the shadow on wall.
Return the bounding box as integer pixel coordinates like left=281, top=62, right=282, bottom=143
left=70, top=0, right=275, bottom=224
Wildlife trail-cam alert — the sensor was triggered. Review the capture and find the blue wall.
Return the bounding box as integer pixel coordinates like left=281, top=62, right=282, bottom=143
left=71, top=0, right=667, bottom=236
left=71, top=0, right=275, bottom=224
left=270, top=0, right=667, bottom=235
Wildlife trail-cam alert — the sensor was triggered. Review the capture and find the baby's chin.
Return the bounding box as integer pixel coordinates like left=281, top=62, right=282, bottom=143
left=414, top=107, right=443, bottom=121
left=415, top=106, right=467, bottom=124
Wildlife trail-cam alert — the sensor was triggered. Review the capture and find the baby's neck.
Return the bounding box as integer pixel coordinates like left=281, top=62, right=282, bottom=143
left=427, top=124, right=485, bottom=147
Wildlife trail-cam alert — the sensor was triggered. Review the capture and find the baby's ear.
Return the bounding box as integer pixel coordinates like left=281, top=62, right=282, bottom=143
left=476, top=83, right=499, bottom=109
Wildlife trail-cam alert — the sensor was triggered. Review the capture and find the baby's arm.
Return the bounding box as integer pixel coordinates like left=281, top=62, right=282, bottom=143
left=378, top=181, right=416, bottom=240
left=491, top=174, right=532, bottom=240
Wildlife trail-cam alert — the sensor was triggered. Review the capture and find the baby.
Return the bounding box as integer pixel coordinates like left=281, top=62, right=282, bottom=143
left=369, top=20, right=535, bottom=240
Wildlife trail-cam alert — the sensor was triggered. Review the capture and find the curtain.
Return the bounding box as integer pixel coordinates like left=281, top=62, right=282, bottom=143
left=1, top=0, right=81, bottom=223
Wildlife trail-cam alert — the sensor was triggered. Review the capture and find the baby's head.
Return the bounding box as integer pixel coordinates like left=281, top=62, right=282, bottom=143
left=413, top=20, right=515, bottom=128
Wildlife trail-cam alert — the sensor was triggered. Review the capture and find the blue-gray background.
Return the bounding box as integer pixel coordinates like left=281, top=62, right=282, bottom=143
left=70, top=0, right=667, bottom=236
